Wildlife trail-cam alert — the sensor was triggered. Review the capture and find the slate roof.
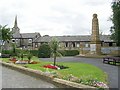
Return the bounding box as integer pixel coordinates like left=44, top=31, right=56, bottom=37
left=21, top=33, right=39, bottom=39
left=33, top=35, right=114, bottom=43
left=12, top=32, right=40, bottom=39
left=12, top=32, right=22, bottom=38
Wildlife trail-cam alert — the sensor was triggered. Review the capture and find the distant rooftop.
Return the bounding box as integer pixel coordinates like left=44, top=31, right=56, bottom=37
left=33, top=35, right=114, bottom=43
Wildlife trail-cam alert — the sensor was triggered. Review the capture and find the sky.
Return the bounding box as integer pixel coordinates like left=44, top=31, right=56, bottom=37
left=0, top=0, right=113, bottom=36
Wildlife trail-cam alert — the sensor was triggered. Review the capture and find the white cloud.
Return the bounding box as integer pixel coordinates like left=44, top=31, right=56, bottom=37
left=0, top=0, right=113, bottom=36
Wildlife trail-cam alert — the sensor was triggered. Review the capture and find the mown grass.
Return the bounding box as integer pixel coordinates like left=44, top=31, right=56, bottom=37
left=0, top=57, right=107, bottom=84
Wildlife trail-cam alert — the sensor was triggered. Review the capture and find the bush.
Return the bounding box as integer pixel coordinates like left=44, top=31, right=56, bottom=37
left=30, top=50, right=38, bottom=56
left=59, top=50, right=79, bottom=56
left=38, top=43, right=51, bottom=58
left=2, top=50, right=12, bottom=54
left=58, top=50, right=66, bottom=56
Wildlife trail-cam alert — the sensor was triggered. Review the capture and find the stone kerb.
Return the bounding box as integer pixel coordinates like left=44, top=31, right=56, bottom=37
left=1, top=61, right=96, bottom=89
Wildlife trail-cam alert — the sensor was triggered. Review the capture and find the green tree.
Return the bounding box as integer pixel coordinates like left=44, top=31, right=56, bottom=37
left=38, top=43, right=51, bottom=58
left=110, top=1, right=120, bottom=46
left=0, top=25, right=12, bottom=45
left=50, top=38, right=61, bottom=66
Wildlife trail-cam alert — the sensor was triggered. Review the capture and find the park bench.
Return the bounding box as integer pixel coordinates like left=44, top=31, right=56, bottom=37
left=103, top=56, right=120, bottom=65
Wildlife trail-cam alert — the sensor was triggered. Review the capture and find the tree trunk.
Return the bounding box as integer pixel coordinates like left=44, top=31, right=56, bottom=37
left=53, top=55, right=56, bottom=66
left=28, top=59, right=31, bottom=64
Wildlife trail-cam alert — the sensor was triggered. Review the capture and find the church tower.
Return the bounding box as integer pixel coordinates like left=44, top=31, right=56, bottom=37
left=12, top=16, right=20, bottom=34
left=90, top=14, right=101, bottom=54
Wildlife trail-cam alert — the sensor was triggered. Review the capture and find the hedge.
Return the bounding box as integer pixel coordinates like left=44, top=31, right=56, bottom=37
left=59, top=50, right=79, bottom=56
left=2, top=50, right=12, bottom=54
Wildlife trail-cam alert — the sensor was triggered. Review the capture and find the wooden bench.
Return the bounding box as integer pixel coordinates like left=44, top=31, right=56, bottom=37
left=103, top=56, right=120, bottom=65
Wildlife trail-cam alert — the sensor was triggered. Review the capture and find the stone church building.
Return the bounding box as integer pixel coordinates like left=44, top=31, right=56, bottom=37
left=8, top=15, right=118, bottom=55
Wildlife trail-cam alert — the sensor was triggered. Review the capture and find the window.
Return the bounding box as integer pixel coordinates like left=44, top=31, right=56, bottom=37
left=35, top=43, right=38, bottom=48
left=12, top=39, right=15, bottom=43
left=65, top=42, right=68, bottom=47
left=29, top=39, right=32, bottom=43
left=76, top=43, right=80, bottom=47
left=85, top=44, right=89, bottom=47
left=36, top=35, right=38, bottom=38
left=109, top=42, right=112, bottom=46
left=72, top=42, right=75, bottom=47
left=16, top=39, right=18, bottom=42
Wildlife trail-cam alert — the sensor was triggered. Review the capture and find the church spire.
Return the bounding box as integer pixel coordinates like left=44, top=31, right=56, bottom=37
left=12, top=15, right=20, bottom=34
left=14, top=15, right=18, bottom=28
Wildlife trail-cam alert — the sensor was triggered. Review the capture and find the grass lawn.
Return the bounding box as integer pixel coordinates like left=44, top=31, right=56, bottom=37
left=0, top=57, right=107, bottom=85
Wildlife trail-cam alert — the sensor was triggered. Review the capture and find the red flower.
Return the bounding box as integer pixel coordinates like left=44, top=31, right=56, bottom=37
left=43, top=64, right=59, bottom=70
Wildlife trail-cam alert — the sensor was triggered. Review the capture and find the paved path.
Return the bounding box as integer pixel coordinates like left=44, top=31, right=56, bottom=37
left=2, top=66, right=56, bottom=88
left=40, top=57, right=119, bottom=88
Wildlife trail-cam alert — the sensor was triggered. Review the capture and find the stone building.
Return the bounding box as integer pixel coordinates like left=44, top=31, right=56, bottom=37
left=8, top=15, right=118, bottom=54
left=11, top=16, right=41, bottom=49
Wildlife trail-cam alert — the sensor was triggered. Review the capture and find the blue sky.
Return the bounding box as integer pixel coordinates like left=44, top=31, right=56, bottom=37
left=0, top=0, right=113, bottom=36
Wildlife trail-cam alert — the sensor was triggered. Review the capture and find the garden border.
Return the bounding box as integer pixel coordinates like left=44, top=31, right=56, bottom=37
left=0, top=61, right=96, bottom=89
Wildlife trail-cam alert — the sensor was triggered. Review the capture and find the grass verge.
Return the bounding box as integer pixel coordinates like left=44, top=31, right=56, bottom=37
left=0, top=57, right=107, bottom=86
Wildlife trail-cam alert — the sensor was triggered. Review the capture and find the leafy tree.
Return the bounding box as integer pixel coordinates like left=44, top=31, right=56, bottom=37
left=110, top=1, right=120, bottom=46
left=50, top=38, right=61, bottom=66
left=38, top=43, right=51, bottom=58
left=0, top=25, right=12, bottom=45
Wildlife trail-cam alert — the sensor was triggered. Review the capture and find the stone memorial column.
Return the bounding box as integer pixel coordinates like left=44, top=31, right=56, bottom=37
left=90, top=14, right=101, bottom=55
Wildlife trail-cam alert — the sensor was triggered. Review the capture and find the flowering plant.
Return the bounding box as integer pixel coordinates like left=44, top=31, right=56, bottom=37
left=43, top=64, right=60, bottom=70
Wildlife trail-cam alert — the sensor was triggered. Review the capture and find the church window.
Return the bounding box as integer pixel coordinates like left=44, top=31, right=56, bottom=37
left=29, top=39, right=32, bottom=43
left=35, top=43, right=38, bottom=48
left=12, top=39, right=15, bottom=43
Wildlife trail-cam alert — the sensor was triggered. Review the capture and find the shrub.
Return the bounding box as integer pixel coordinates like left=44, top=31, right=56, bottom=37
left=58, top=50, right=66, bottom=56
left=2, top=50, right=12, bottom=54
left=59, top=50, right=79, bottom=56
left=38, top=43, right=51, bottom=58
left=30, top=50, right=38, bottom=56
left=27, top=52, right=33, bottom=64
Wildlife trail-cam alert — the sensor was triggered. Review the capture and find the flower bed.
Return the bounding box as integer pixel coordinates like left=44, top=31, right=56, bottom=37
left=9, top=58, right=17, bottom=63
left=30, top=61, right=39, bottom=64
left=15, top=60, right=28, bottom=64
left=43, top=64, right=60, bottom=70
left=43, top=64, right=69, bottom=70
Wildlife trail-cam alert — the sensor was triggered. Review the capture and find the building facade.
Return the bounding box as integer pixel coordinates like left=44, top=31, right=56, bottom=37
left=8, top=16, right=118, bottom=55
left=10, top=16, right=41, bottom=50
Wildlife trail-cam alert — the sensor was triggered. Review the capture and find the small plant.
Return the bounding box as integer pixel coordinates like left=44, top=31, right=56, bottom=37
left=17, top=53, right=21, bottom=59
left=18, top=50, right=24, bottom=60
left=27, top=52, right=33, bottom=64
left=79, top=75, right=108, bottom=89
